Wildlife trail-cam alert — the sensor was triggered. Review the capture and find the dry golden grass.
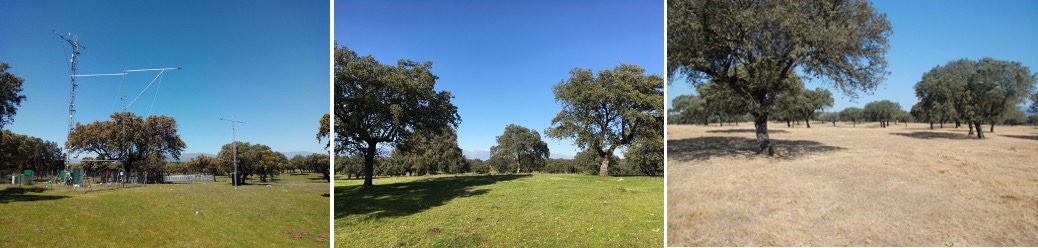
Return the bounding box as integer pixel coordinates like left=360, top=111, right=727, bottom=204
left=667, top=122, right=1038, bottom=246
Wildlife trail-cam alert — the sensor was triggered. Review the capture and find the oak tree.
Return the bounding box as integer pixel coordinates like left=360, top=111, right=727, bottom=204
left=334, top=43, right=460, bottom=186
left=669, top=0, right=892, bottom=155
left=546, top=64, right=663, bottom=176
left=67, top=112, right=186, bottom=176
left=490, top=124, right=549, bottom=174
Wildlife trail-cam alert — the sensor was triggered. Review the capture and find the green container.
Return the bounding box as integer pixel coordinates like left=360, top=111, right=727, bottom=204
left=23, top=170, right=32, bottom=178
left=72, top=168, right=83, bottom=185
left=60, top=170, right=68, bottom=181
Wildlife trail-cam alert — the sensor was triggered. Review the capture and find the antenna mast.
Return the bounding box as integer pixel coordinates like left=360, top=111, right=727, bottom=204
left=55, top=30, right=84, bottom=170
left=220, top=117, right=246, bottom=188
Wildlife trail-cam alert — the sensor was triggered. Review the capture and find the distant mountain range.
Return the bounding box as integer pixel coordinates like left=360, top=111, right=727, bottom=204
left=463, top=149, right=573, bottom=160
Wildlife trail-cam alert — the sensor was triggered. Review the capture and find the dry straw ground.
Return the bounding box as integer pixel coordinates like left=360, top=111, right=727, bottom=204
left=667, top=122, right=1038, bottom=246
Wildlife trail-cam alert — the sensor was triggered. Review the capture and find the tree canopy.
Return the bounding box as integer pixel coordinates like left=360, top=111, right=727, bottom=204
left=913, top=58, right=1036, bottom=137
left=1, top=130, right=63, bottom=174
left=335, top=43, right=461, bottom=187
left=545, top=64, right=663, bottom=176
left=217, top=141, right=287, bottom=183
left=490, top=124, right=549, bottom=174
left=0, top=62, right=26, bottom=131
left=863, top=100, right=902, bottom=128
left=395, top=128, right=468, bottom=175
left=66, top=112, right=186, bottom=175
left=668, top=0, right=892, bottom=154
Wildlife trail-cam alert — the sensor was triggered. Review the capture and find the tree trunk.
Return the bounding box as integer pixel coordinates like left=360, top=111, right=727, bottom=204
left=989, top=121, right=995, bottom=133
left=929, top=121, right=933, bottom=129
left=363, top=141, right=377, bottom=187
left=967, top=120, right=974, bottom=136
left=805, top=116, right=812, bottom=128
left=955, top=121, right=961, bottom=128
left=598, top=155, right=610, bottom=176
left=974, top=121, right=985, bottom=139
left=753, top=113, right=774, bottom=156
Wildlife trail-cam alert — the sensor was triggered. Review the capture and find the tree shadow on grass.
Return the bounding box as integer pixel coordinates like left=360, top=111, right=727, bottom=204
left=705, top=129, right=788, bottom=134
left=891, top=131, right=967, bottom=140
left=1002, top=135, right=1038, bottom=141
left=334, top=174, right=529, bottom=220
left=668, top=136, right=844, bottom=161
left=0, top=187, right=70, bottom=204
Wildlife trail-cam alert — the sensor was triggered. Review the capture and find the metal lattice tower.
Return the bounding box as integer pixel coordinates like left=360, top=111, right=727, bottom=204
left=55, top=31, right=83, bottom=169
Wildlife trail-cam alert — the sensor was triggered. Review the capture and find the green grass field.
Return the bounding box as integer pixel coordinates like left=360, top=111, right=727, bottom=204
left=0, top=173, right=330, bottom=247
left=335, top=174, right=663, bottom=247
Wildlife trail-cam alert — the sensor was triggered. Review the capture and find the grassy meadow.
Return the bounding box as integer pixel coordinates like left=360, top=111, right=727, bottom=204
left=335, top=173, right=663, bottom=247
left=0, top=173, right=330, bottom=247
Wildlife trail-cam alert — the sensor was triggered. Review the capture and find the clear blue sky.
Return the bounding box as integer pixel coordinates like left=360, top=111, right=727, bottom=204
left=668, top=0, right=1038, bottom=113
left=336, top=1, right=664, bottom=158
left=1, top=0, right=330, bottom=157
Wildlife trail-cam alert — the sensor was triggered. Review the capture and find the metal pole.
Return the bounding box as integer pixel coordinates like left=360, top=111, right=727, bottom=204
left=220, top=117, right=246, bottom=188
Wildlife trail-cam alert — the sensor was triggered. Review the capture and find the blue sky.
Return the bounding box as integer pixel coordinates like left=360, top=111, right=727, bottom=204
left=1, top=0, right=330, bottom=157
left=336, top=1, right=665, bottom=158
left=668, top=0, right=1038, bottom=113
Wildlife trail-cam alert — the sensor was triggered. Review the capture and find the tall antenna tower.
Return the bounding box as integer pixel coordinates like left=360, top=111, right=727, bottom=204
left=220, top=117, right=246, bottom=188
left=55, top=30, right=84, bottom=169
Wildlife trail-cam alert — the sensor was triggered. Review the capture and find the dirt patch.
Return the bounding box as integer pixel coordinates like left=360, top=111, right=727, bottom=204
left=668, top=123, right=1038, bottom=246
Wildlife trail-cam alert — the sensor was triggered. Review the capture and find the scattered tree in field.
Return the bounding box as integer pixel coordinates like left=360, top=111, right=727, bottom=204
left=913, top=67, right=959, bottom=129
left=1029, top=114, right=1038, bottom=126
left=334, top=43, right=460, bottom=187
left=863, top=100, right=901, bottom=128
left=839, top=107, right=864, bottom=127
left=545, top=64, right=663, bottom=176
left=395, top=128, right=468, bottom=175
left=669, top=95, right=709, bottom=125
left=186, top=154, right=221, bottom=180
left=490, top=124, right=549, bottom=174
left=973, top=58, right=1036, bottom=133
left=697, top=80, right=749, bottom=126
left=0, top=130, right=63, bottom=174
left=668, top=0, right=891, bottom=155
left=818, top=112, right=840, bottom=126
left=913, top=58, right=1037, bottom=138
left=772, top=81, right=808, bottom=128
left=795, top=88, right=835, bottom=128
left=468, top=158, right=491, bottom=175
left=335, top=155, right=364, bottom=179
left=217, top=142, right=286, bottom=183
left=67, top=112, right=186, bottom=176
left=302, top=153, right=330, bottom=180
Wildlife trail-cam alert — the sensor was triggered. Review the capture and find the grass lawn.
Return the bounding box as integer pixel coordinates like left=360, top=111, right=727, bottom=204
left=0, top=173, right=330, bottom=247
left=335, top=173, right=663, bottom=247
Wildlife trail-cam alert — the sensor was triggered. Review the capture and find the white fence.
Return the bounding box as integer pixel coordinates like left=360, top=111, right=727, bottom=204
left=164, top=174, right=214, bottom=182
